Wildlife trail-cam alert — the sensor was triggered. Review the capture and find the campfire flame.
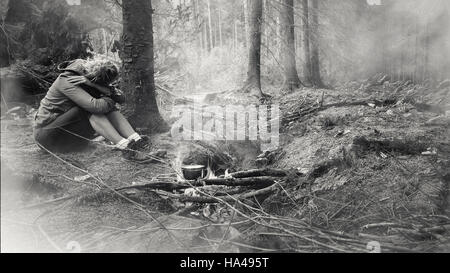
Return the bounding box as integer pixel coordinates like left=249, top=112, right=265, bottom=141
left=204, top=159, right=217, bottom=179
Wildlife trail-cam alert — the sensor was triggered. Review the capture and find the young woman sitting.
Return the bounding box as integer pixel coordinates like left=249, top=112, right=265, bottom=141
left=33, top=59, right=150, bottom=161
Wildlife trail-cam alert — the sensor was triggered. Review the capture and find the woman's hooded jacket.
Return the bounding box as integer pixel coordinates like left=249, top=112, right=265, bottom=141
left=34, top=60, right=118, bottom=128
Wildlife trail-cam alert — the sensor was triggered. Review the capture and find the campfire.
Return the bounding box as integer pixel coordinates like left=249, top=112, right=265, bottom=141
left=163, top=141, right=293, bottom=209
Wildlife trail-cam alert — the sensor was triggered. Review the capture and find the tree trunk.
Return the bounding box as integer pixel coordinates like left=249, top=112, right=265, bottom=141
left=423, top=20, right=430, bottom=81
left=244, top=0, right=264, bottom=96
left=276, top=15, right=281, bottom=60
left=243, top=0, right=250, bottom=50
left=218, top=8, right=223, bottom=47
left=264, top=0, right=269, bottom=56
left=234, top=18, right=238, bottom=52
left=121, top=0, right=167, bottom=133
left=309, top=0, right=324, bottom=87
left=301, top=0, right=312, bottom=86
left=279, top=0, right=302, bottom=91
left=194, top=0, right=204, bottom=52
left=207, top=0, right=214, bottom=49
left=204, top=17, right=209, bottom=52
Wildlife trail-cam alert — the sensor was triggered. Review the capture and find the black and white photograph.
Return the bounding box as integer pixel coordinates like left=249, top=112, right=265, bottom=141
left=1, top=0, right=449, bottom=258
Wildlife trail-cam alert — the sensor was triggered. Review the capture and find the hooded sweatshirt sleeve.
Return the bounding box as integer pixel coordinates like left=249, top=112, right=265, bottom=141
left=57, top=74, right=116, bottom=114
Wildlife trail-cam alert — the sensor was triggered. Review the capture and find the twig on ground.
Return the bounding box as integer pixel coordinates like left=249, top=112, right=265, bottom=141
left=362, top=222, right=405, bottom=229
left=154, top=184, right=278, bottom=204
left=34, top=142, right=188, bottom=250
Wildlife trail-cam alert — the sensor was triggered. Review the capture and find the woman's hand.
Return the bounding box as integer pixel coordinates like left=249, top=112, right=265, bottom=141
left=67, top=76, right=92, bottom=86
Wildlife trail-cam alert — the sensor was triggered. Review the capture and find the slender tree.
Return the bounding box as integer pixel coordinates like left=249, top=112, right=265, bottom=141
left=263, top=0, right=269, bottom=56
left=121, top=0, right=167, bottom=132
left=218, top=8, right=223, bottom=47
left=194, top=0, right=204, bottom=52
left=279, top=0, right=302, bottom=91
left=234, top=17, right=238, bottom=52
left=207, top=0, right=214, bottom=49
left=244, top=0, right=264, bottom=97
left=301, top=0, right=312, bottom=86
left=204, top=15, right=209, bottom=51
left=309, top=0, right=324, bottom=87
left=243, top=0, right=250, bottom=49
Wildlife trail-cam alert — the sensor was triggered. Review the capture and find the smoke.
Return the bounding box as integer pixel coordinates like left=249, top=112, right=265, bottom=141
left=320, top=0, right=450, bottom=83
left=387, top=0, right=450, bottom=80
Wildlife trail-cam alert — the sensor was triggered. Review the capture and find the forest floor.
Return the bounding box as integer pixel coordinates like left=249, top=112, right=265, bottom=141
left=1, top=76, right=450, bottom=252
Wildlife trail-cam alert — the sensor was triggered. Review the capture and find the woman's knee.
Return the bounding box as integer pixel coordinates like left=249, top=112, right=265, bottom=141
left=106, top=110, right=124, bottom=120
left=89, top=114, right=107, bottom=125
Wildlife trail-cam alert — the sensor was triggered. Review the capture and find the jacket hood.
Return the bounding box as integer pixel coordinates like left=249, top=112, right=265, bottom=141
left=58, top=59, right=87, bottom=75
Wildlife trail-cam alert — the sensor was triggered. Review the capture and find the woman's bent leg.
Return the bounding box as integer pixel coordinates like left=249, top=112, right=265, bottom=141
left=89, top=114, right=124, bottom=144
left=106, top=111, right=136, bottom=139
left=34, top=107, right=94, bottom=153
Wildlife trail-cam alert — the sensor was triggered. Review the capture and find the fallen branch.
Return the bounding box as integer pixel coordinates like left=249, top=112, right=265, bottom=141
left=227, top=169, right=288, bottom=178
left=116, top=181, right=189, bottom=192
left=283, top=99, right=382, bottom=125
left=33, top=143, right=188, bottom=249
left=155, top=184, right=278, bottom=204
left=362, top=222, right=406, bottom=229
left=115, top=176, right=278, bottom=193
left=282, top=97, right=446, bottom=125
left=199, top=176, right=277, bottom=187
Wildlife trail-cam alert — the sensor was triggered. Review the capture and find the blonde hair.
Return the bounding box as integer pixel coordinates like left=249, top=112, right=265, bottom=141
left=82, top=57, right=119, bottom=85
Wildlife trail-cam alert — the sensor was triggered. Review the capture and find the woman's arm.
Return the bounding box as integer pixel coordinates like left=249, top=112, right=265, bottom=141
left=66, top=76, right=112, bottom=96
left=59, top=76, right=116, bottom=114
left=88, top=82, right=112, bottom=96
left=66, top=75, right=126, bottom=104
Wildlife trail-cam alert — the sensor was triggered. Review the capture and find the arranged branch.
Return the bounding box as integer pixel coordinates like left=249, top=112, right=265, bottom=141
left=199, top=176, right=277, bottom=187
left=116, top=181, right=189, bottom=192
left=227, top=168, right=288, bottom=178
left=155, top=184, right=278, bottom=204
left=115, top=175, right=280, bottom=193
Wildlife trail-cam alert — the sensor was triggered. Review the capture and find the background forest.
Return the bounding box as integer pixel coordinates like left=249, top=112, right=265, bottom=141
left=1, top=0, right=449, bottom=99
left=1, top=0, right=450, bottom=253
